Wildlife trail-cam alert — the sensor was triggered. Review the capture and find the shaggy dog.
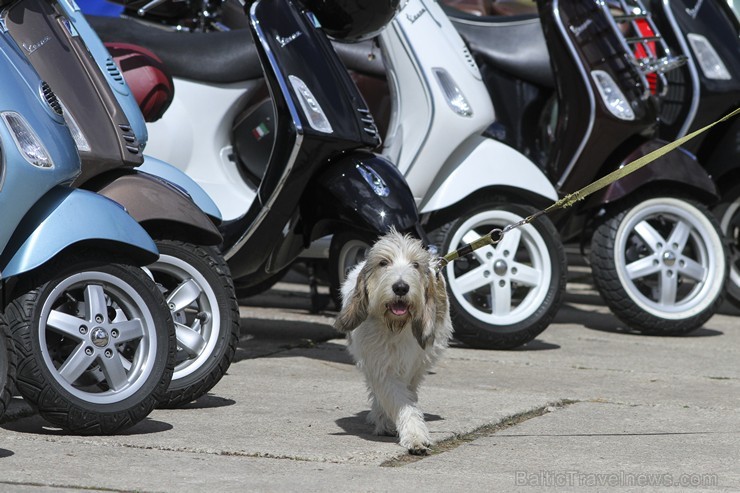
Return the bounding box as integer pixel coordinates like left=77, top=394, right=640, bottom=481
left=334, top=230, right=453, bottom=455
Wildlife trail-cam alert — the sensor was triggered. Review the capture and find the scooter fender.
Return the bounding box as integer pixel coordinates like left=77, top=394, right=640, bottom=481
left=306, top=151, right=421, bottom=237
left=0, top=187, right=158, bottom=278
left=139, top=155, right=223, bottom=223
left=90, top=170, right=223, bottom=246
left=587, top=140, right=719, bottom=207
left=418, top=136, right=558, bottom=214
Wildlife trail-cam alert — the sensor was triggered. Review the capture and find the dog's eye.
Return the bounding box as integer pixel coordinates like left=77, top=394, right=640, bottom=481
left=412, top=262, right=420, bottom=269
left=378, top=259, right=389, bottom=267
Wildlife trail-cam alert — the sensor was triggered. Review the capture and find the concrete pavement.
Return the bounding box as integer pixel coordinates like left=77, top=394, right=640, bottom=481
left=0, top=270, right=738, bottom=492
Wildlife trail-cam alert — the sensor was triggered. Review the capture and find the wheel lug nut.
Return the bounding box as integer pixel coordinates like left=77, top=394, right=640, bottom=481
left=499, top=280, right=506, bottom=287
left=111, top=329, right=119, bottom=338
left=104, top=349, right=113, bottom=358
left=95, top=314, right=104, bottom=323
left=79, top=325, right=88, bottom=334
left=483, top=271, right=490, bottom=278
left=85, top=347, right=93, bottom=356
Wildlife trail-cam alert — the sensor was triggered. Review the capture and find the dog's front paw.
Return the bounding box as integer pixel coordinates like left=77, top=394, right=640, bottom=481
left=407, top=443, right=430, bottom=456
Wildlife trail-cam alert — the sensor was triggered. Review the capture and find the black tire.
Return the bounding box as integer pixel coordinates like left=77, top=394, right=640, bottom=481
left=328, top=230, right=378, bottom=307
left=146, top=240, right=239, bottom=408
left=712, top=187, right=740, bottom=309
left=233, top=269, right=288, bottom=299
left=430, top=201, right=567, bottom=349
left=6, top=251, right=175, bottom=434
left=590, top=195, right=728, bottom=335
left=1, top=314, right=16, bottom=421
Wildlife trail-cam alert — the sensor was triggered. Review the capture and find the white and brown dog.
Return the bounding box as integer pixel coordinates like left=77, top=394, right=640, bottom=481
left=334, top=230, right=453, bottom=455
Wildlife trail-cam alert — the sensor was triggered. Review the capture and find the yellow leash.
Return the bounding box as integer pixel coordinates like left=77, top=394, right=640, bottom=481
left=438, top=106, right=740, bottom=269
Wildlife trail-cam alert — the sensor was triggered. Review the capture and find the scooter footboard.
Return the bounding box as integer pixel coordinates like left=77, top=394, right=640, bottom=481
left=0, top=187, right=158, bottom=278
left=303, top=151, right=422, bottom=240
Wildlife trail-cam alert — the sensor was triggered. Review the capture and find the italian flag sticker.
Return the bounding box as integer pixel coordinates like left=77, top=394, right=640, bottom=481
left=252, top=122, right=270, bottom=141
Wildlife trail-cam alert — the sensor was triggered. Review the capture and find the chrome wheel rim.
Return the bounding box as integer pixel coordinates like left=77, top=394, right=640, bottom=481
left=614, top=198, right=725, bottom=319
left=144, top=254, right=220, bottom=381
left=446, top=209, right=553, bottom=325
left=39, top=271, right=158, bottom=404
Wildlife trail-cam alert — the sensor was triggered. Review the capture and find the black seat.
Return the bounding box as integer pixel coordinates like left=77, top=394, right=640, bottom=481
left=88, top=15, right=262, bottom=83
left=443, top=7, right=554, bottom=88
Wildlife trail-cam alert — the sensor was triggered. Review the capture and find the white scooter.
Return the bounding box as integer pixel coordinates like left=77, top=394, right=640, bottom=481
left=89, top=0, right=567, bottom=349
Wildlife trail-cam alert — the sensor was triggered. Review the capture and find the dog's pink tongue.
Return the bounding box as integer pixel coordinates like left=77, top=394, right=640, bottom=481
left=391, top=302, right=408, bottom=316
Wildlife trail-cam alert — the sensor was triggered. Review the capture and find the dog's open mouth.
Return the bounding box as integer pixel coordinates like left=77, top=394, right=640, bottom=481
left=387, top=300, right=410, bottom=317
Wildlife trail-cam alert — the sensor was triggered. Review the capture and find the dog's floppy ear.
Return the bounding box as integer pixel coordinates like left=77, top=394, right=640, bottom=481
left=334, top=263, right=370, bottom=333
left=412, top=267, right=448, bottom=349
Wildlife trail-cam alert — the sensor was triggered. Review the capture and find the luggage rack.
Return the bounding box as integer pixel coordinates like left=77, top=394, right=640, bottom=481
left=600, top=0, right=687, bottom=97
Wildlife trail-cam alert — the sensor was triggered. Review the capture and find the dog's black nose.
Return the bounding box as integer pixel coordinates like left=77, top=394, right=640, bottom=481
left=392, top=280, right=409, bottom=296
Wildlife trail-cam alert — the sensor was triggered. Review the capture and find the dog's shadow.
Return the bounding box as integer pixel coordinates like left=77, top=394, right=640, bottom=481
left=333, top=411, right=443, bottom=443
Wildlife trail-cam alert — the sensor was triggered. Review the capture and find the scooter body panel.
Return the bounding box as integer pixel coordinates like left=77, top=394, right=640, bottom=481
left=0, top=187, right=158, bottom=278
left=89, top=171, right=223, bottom=245
left=144, top=78, right=260, bottom=222
left=56, top=0, right=149, bottom=146
left=419, top=135, right=558, bottom=213
left=381, top=0, right=500, bottom=202
left=588, top=140, right=719, bottom=206
left=0, top=32, right=80, bottom=250
left=138, top=154, right=222, bottom=222
left=305, top=151, right=420, bottom=237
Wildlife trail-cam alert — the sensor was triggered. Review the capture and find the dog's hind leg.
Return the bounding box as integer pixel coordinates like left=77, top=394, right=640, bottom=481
left=367, top=395, right=396, bottom=437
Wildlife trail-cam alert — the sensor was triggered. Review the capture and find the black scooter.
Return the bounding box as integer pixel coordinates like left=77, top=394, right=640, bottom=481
left=91, top=0, right=422, bottom=297
left=649, top=0, right=740, bottom=307
left=445, top=0, right=730, bottom=334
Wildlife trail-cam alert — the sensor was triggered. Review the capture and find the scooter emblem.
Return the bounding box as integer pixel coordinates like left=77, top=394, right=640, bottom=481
left=357, top=164, right=390, bottom=197
left=276, top=31, right=302, bottom=47
left=22, top=36, right=51, bottom=55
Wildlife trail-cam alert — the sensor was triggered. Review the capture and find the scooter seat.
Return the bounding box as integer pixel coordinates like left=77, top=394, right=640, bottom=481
left=87, top=15, right=262, bottom=83
left=443, top=7, right=554, bottom=88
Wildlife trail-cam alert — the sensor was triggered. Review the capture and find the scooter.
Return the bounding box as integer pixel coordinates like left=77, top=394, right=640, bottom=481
left=445, top=0, right=729, bottom=334
left=647, top=0, right=740, bottom=307
left=0, top=28, right=175, bottom=433
left=86, top=0, right=567, bottom=349
left=2, top=0, right=240, bottom=409
left=90, top=1, right=424, bottom=300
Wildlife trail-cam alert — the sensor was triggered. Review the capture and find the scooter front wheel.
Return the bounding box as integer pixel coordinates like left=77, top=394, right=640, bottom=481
left=6, top=251, right=175, bottom=434
left=713, top=187, right=740, bottom=309
left=430, top=202, right=567, bottom=349
left=328, top=230, right=377, bottom=307
left=590, top=195, right=728, bottom=334
left=1, top=314, right=16, bottom=420
left=143, top=240, right=239, bottom=408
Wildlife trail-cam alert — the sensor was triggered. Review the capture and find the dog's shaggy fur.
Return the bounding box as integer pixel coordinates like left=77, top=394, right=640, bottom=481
left=334, top=230, right=453, bottom=455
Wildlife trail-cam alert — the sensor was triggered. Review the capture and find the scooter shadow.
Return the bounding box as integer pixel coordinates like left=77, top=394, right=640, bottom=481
left=333, top=410, right=444, bottom=443
left=0, top=448, right=13, bottom=459
left=1, top=414, right=173, bottom=436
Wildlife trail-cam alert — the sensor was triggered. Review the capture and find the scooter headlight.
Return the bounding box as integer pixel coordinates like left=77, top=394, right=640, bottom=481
left=1, top=111, right=54, bottom=168
left=686, top=33, right=731, bottom=81
left=590, top=70, right=635, bottom=121
left=433, top=68, right=473, bottom=117
left=288, top=75, right=333, bottom=134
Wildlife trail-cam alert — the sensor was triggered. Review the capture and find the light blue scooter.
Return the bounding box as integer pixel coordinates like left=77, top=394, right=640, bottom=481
left=0, top=29, right=176, bottom=434
left=3, top=0, right=240, bottom=410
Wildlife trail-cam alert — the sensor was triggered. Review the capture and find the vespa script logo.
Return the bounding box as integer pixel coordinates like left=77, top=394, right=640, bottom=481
left=276, top=31, right=302, bottom=47
left=569, top=19, right=593, bottom=38
left=406, top=7, right=427, bottom=23
left=685, top=0, right=704, bottom=19
left=22, top=35, right=51, bottom=55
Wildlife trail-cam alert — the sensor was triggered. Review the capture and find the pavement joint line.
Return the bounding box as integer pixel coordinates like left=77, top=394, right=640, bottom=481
left=0, top=480, right=133, bottom=493
left=379, top=398, right=579, bottom=468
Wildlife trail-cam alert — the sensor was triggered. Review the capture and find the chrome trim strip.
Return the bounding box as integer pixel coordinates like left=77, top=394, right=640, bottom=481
left=224, top=0, right=305, bottom=260
left=552, top=0, right=596, bottom=189
left=661, top=0, right=700, bottom=137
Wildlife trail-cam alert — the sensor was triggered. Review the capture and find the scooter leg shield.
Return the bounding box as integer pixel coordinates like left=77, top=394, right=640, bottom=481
left=89, top=170, right=223, bottom=245
left=0, top=187, right=158, bottom=278
left=304, top=151, right=422, bottom=239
